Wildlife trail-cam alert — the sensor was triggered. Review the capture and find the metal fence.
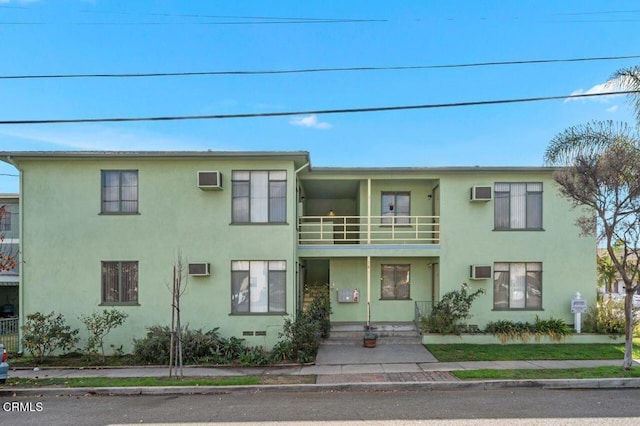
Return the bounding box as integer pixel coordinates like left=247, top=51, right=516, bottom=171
left=414, top=301, right=433, bottom=329
left=0, top=317, right=19, bottom=354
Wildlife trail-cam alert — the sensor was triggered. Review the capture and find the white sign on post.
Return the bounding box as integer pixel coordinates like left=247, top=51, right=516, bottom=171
left=571, top=298, right=587, bottom=314
left=571, top=292, right=587, bottom=334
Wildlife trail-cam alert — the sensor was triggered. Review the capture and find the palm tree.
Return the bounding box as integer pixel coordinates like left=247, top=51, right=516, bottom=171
left=611, top=65, right=640, bottom=124
left=544, top=120, right=640, bottom=370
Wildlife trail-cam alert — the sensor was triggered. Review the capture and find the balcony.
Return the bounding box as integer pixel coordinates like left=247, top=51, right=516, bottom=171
left=298, top=215, right=439, bottom=246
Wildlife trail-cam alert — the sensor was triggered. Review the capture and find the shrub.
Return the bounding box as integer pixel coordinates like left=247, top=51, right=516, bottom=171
left=485, top=317, right=572, bottom=343
left=583, top=299, right=639, bottom=336
left=22, top=311, right=79, bottom=362
left=80, top=309, right=128, bottom=361
left=216, top=336, right=245, bottom=363
left=239, top=346, right=269, bottom=366
left=304, top=284, right=332, bottom=338
left=421, top=284, right=484, bottom=335
left=133, top=325, right=238, bottom=365
left=270, top=283, right=332, bottom=363
left=533, top=316, right=572, bottom=342
left=133, top=325, right=172, bottom=364
left=485, top=320, right=535, bottom=343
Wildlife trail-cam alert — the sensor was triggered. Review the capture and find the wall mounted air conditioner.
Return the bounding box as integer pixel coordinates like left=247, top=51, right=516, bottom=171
left=188, top=263, right=210, bottom=276
left=470, top=186, right=492, bottom=202
left=197, top=171, right=222, bottom=190
left=469, top=265, right=492, bottom=280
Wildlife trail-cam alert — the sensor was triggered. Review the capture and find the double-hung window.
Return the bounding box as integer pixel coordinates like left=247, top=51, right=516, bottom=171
left=102, top=261, right=138, bottom=304
left=494, top=183, right=542, bottom=230
left=232, top=171, right=287, bottom=223
left=381, top=264, right=411, bottom=300
left=493, top=262, right=542, bottom=310
left=381, top=192, right=410, bottom=225
left=231, top=261, right=286, bottom=313
left=101, top=170, right=138, bottom=213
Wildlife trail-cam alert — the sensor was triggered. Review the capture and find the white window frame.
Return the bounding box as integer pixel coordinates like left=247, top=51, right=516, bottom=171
left=494, top=182, right=543, bottom=230
left=231, top=171, right=287, bottom=223
left=231, top=260, right=286, bottom=314
left=493, top=262, right=542, bottom=310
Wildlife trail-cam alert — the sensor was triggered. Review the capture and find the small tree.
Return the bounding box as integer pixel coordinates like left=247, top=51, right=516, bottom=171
left=80, top=309, right=128, bottom=362
left=168, top=253, right=189, bottom=378
left=22, top=311, right=79, bottom=362
left=545, top=120, right=640, bottom=370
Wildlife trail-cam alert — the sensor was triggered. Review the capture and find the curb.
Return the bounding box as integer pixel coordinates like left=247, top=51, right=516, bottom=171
left=2, top=378, right=640, bottom=397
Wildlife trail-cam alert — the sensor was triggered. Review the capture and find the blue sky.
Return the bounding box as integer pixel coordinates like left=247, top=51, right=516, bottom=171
left=1, top=0, right=640, bottom=193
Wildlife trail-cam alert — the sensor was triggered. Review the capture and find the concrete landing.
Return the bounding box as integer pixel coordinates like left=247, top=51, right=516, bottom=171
left=315, top=343, right=438, bottom=365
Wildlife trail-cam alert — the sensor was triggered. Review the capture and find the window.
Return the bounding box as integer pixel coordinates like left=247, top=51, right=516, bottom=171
left=232, top=171, right=286, bottom=223
left=381, top=192, right=410, bottom=225
left=381, top=264, right=410, bottom=300
left=0, top=210, right=10, bottom=232
left=231, top=261, right=286, bottom=313
left=102, top=261, right=138, bottom=304
left=493, top=262, right=542, bottom=310
left=101, top=170, right=138, bottom=213
left=494, top=183, right=542, bottom=230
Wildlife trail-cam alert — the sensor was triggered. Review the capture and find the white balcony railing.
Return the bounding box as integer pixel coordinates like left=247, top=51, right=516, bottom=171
left=298, top=215, right=440, bottom=245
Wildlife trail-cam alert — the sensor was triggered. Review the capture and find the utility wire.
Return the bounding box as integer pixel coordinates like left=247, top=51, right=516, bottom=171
left=0, top=90, right=637, bottom=126
left=2, top=54, right=639, bottom=80
left=0, top=19, right=385, bottom=26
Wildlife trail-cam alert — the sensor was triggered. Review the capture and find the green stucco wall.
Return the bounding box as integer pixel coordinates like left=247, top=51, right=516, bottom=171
left=18, top=157, right=300, bottom=353
left=436, top=171, right=595, bottom=328
left=328, top=257, right=434, bottom=323
left=14, top=156, right=597, bottom=354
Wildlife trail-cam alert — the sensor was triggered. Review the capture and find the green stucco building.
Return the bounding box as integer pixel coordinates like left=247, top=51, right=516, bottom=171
left=0, top=151, right=595, bottom=353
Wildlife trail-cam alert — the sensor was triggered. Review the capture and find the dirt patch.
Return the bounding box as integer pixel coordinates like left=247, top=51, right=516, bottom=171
left=258, top=375, right=316, bottom=385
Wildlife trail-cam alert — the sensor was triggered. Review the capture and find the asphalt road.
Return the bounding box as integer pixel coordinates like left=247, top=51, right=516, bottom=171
left=1, top=388, right=639, bottom=425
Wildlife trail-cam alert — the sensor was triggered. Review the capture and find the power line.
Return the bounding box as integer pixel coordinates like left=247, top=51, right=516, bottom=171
left=0, top=90, right=637, bottom=126
left=2, top=54, right=639, bottom=80
left=78, top=10, right=373, bottom=22
left=0, top=19, right=385, bottom=26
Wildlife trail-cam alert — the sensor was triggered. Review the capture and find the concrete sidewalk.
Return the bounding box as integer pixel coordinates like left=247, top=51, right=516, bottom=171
left=4, top=343, right=640, bottom=392
left=8, top=358, right=638, bottom=381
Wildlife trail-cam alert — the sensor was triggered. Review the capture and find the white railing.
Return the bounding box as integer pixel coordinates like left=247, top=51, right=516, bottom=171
left=0, top=317, right=19, bottom=353
left=298, top=215, right=440, bottom=245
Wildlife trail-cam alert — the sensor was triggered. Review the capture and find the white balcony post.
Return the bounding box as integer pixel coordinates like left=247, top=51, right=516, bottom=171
left=367, top=178, right=371, bottom=244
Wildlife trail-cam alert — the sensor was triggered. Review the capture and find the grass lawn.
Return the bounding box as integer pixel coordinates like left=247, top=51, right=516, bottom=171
left=426, top=340, right=640, bottom=362
left=453, top=366, right=640, bottom=380
left=4, top=375, right=316, bottom=388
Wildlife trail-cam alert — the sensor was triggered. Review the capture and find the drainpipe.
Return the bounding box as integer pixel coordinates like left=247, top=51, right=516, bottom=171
left=293, top=162, right=310, bottom=318
left=366, top=179, right=372, bottom=328
left=367, top=178, right=371, bottom=244
left=5, top=156, right=23, bottom=353
left=367, top=255, right=371, bottom=328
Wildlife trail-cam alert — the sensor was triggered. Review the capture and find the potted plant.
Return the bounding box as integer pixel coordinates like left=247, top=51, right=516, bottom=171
left=363, top=332, right=378, bottom=348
